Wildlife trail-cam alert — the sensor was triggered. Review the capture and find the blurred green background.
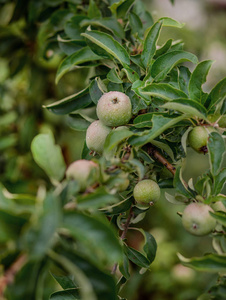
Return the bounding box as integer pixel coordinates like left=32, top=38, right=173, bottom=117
left=0, top=0, right=225, bottom=299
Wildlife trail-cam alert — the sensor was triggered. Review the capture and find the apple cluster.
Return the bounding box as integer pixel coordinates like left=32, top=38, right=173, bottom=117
left=86, top=91, right=132, bottom=154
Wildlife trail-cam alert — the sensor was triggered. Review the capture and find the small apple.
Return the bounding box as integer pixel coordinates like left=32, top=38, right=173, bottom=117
left=86, top=120, right=112, bottom=154
left=96, top=91, right=132, bottom=127
left=182, top=203, right=216, bottom=236
left=66, top=159, right=99, bottom=191
left=133, top=179, right=160, bottom=205
left=188, top=126, right=214, bottom=154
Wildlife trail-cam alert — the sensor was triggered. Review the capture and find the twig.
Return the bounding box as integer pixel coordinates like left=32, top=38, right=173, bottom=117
left=120, top=207, right=134, bottom=241
left=0, top=254, right=27, bottom=297
left=111, top=207, right=134, bottom=274
left=146, top=143, right=176, bottom=176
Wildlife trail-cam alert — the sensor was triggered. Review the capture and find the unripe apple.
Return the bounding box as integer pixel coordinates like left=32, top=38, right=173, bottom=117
left=86, top=120, right=111, bottom=154
left=66, top=159, right=98, bottom=191
left=188, top=126, right=214, bottom=154
left=96, top=91, right=132, bottom=127
left=133, top=179, right=161, bottom=205
left=182, top=203, right=216, bottom=236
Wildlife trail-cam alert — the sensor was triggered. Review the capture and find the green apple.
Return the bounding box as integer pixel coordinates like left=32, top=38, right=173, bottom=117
left=66, top=159, right=99, bottom=191
left=86, top=120, right=112, bottom=154
left=188, top=126, right=214, bottom=154
left=182, top=203, right=216, bottom=236
left=133, top=179, right=160, bottom=205
left=96, top=91, right=132, bottom=127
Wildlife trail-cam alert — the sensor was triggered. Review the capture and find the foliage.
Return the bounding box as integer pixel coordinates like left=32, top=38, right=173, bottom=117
left=0, top=0, right=225, bottom=299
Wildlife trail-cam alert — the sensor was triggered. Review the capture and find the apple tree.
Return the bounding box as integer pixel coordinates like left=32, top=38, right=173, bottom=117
left=0, top=0, right=225, bottom=299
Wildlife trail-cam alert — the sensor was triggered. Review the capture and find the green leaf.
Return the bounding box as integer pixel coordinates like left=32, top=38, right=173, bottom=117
left=50, top=289, right=80, bottom=300
left=51, top=249, right=117, bottom=300
left=208, top=132, right=225, bottom=176
left=80, top=17, right=125, bottom=39
left=160, top=17, right=184, bottom=28
left=119, top=253, right=130, bottom=279
left=0, top=134, right=17, bottom=151
left=124, top=245, right=151, bottom=268
left=209, top=211, right=226, bottom=227
left=131, top=80, right=152, bottom=104
left=128, top=159, right=145, bottom=180
left=151, top=140, right=175, bottom=161
left=88, top=0, right=101, bottom=19
left=162, top=99, right=207, bottom=119
left=4, top=260, right=46, bottom=300
left=51, top=273, right=76, bottom=290
left=56, top=47, right=101, bottom=83
left=133, top=1, right=154, bottom=31
left=116, top=0, right=135, bottom=18
left=129, top=12, right=143, bottom=36
left=64, top=16, right=86, bottom=40
left=50, top=9, right=74, bottom=31
left=0, top=111, right=17, bottom=127
left=213, top=168, right=226, bottom=195
left=49, top=251, right=96, bottom=300
left=173, top=166, right=193, bottom=198
left=150, top=50, right=198, bottom=82
left=67, top=113, right=91, bottom=131
left=101, top=198, right=133, bottom=216
left=133, top=112, right=155, bottom=128
left=122, top=65, right=140, bottom=83
left=107, top=67, right=123, bottom=83
left=141, top=83, right=188, bottom=100
left=154, top=39, right=172, bottom=58
left=109, top=0, right=125, bottom=14
left=82, top=30, right=130, bottom=65
left=104, top=128, right=133, bottom=154
left=206, top=78, right=226, bottom=111
left=31, top=133, right=66, bottom=183
left=139, top=229, right=157, bottom=264
left=43, top=86, right=92, bottom=115
left=141, top=21, right=162, bottom=68
left=58, top=39, right=85, bottom=56
left=77, top=187, right=119, bottom=209
left=188, top=60, right=213, bottom=102
left=178, top=66, right=191, bottom=95
left=22, top=193, right=61, bottom=259
left=63, top=211, right=123, bottom=265
left=89, top=78, right=104, bottom=104
left=130, top=114, right=187, bottom=146
left=178, top=253, right=226, bottom=273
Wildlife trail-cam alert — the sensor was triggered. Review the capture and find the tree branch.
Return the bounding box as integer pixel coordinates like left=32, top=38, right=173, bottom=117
left=146, top=143, right=176, bottom=176
left=0, top=254, right=27, bottom=297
